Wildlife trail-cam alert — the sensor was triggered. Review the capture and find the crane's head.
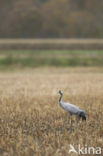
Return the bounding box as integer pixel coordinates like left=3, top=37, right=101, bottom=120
left=58, top=90, right=63, bottom=95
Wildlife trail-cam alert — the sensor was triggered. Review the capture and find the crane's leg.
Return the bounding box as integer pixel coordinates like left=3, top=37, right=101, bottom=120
left=77, top=115, right=80, bottom=123
left=70, top=115, right=72, bottom=129
left=76, top=115, right=80, bottom=127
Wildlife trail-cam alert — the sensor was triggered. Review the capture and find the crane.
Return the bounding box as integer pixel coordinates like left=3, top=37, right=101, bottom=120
left=58, top=90, right=86, bottom=128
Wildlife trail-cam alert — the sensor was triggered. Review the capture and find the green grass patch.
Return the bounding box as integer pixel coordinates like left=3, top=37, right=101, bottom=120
left=0, top=50, right=103, bottom=70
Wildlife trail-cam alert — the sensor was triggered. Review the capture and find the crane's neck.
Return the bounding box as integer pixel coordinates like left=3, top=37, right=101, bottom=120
left=59, top=94, right=63, bottom=105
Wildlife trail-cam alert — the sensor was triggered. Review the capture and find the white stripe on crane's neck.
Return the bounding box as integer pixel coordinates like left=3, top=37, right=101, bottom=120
left=59, top=93, right=63, bottom=106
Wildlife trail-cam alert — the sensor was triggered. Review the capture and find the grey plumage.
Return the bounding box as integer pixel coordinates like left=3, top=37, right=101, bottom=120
left=58, top=90, right=86, bottom=128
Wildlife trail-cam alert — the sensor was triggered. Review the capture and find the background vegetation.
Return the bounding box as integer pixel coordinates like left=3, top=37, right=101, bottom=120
left=0, top=0, right=103, bottom=38
left=0, top=50, right=103, bottom=70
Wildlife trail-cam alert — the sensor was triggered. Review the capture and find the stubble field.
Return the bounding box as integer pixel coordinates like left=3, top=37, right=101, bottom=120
left=0, top=67, right=103, bottom=156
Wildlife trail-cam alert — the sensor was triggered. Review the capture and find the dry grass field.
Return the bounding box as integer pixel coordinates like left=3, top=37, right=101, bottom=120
left=0, top=67, right=103, bottom=156
left=0, top=39, right=103, bottom=50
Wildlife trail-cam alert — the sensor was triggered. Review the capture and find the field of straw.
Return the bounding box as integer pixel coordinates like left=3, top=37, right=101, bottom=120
left=0, top=39, right=103, bottom=50
left=0, top=67, right=103, bottom=155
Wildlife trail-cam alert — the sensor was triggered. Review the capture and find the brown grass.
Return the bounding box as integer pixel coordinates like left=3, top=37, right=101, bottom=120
left=0, top=39, right=103, bottom=50
left=0, top=67, right=103, bottom=155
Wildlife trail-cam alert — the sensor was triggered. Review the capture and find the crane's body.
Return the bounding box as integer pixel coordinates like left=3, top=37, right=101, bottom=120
left=59, top=101, right=82, bottom=115
left=58, top=90, right=86, bottom=128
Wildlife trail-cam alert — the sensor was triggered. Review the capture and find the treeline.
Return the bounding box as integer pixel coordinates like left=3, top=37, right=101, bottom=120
left=0, top=0, right=103, bottom=38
